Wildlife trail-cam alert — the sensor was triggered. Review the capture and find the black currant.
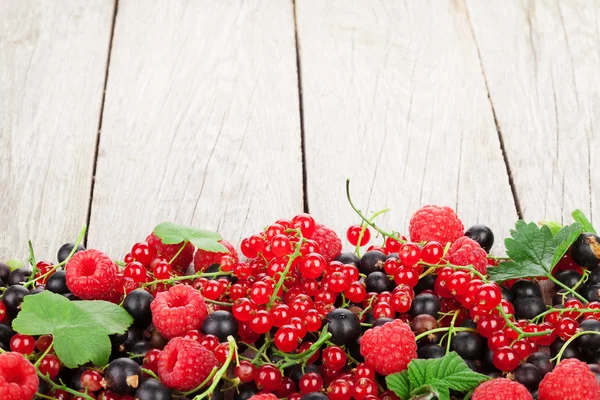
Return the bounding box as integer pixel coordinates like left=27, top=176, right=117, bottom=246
left=0, top=262, right=10, bottom=283
left=57, top=242, right=86, bottom=263
left=501, top=285, right=514, bottom=302
left=358, top=250, right=386, bottom=275
left=335, top=252, right=361, bottom=268
left=575, top=319, right=600, bottom=357
left=325, top=308, right=361, bottom=346
left=30, top=286, right=46, bottom=295
left=123, top=289, right=154, bottom=329
left=201, top=310, right=238, bottom=341
left=514, top=363, right=541, bottom=390
left=46, top=270, right=69, bottom=294
left=63, top=292, right=79, bottom=301
left=125, top=340, right=152, bottom=364
left=571, top=233, right=600, bottom=268
left=513, top=295, right=546, bottom=320
left=465, top=224, right=494, bottom=252
left=550, top=338, right=581, bottom=360
left=0, top=323, right=16, bottom=348
left=234, top=383, right=258, bottom=400
left=417, top=344, right=445, bottom=359
left=410, top=293, right=440, bottom=317
left=451, top=331, right=483, bottom=360
left=552, top=290, right=575, bottom=306
left=461, top=319, right=477, bottom=330
left=135, top=378, right=172, bottom=400
left=301, top=393, right=328, bottom=400
left=510, top=280, right=542, bottom=299
left=555, top=270, right=583, bottom=289
left=150, top=328, right=168, bottom=349
left=372, top=317, right=394, bottom=327
left=414, top=274, right=436, bottom=294
left=1, top=284, right=29, bottom=318
left=204, top=264, right=237, bottom=283
left=104, top=357, right=143, bottom=395
left=581, top=284, right=600, bottom=302
left=7, top=268, right=31, bottom=286
left=527, top=352, right=554, bottom=376
left=589, top=268, right=600, bottom=285
left=365, top=271, right=393, bottom=293
left=589, top=364, right=600, bottom=383
left=287, top=364, right=321, bottom=383
left=387, top=253, right=399, bottom=260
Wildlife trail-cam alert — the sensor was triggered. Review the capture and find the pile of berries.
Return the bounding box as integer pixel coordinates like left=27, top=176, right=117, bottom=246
left=1, top=204, right=600, bottom=400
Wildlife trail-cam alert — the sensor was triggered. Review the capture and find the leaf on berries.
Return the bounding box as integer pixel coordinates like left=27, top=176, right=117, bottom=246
left=487, top=221, right=583, bottom=282
left=12, top=291, right=132, bottom=368
left=572, top=209, right=596, bottom=234
left=540, top=220, right=563, bottom=236
left=386, top=353, right=488, bottom=400
left=153, top=222, right=228, bottom=253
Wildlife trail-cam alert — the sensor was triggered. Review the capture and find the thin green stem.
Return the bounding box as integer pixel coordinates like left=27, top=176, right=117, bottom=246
left=142, top=368, right=159, bottom=380
left=532, top=307, right=600, bottom=323
left=414, top=327, right=476, bottom=342
left=28, top=240, right=37, bottom=276
left=267, top=229, right=304, bottom=310
left=169, top=240, right=189, bottom=265
left=252, top=339, right=272, bottom=365
left=181, top=367, right=218, bottom=396
left=36, top=393, right=57, bottom=400
left=346, top=179, right=399, bottom=241
left=37, top=371, right=95, bottom=400
left=141, top=270, right=231, bottom=288
left=278, top=328, right=332, bottom=369
left=192, top=336, right=237, bottom=399
left=548, top=274, right=588, bottom=303
left=552, top=331, right=600, bottom=363
left=34, top=339, right=54, bottom=368
left=204, top=299, right=233, bottom=306
left=445, top=310, right=460, bottom=354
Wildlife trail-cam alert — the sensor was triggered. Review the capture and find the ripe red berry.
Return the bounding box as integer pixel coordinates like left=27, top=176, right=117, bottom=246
left=421, top=241, right=443, bottom=264
left=271, top=304, right=292, bottom=327
left=373, top=302, right=395, bottom=319
left=250, top=310, right=273, bottom=334
left=131, top=241, right=155, bottom=266
left=322, top=346, right=347, bottom=370
left=328, top=379, right=352, bottom=400
left=488, top=331, right=509, bottom=351
left=447, top=271, right=471, bottom=295
left=255, top=364, right=282, bottom=392
left=0, top=302, right=6, bottom=323
left=353, top=378, right=378, bottom=399
left=327, top=271, right=350, bottom=293
left=476, top=315, right=504, bottom=338
left=251, top=281, right=272, bottom=305
left=80, top=370, right=104, bottom=392
left=399, top=243, right=421, bottom=267
left=10, top=334, right=36, bottom=354
left=233, top=298, right=256, bottom=322
left=300, top=253, right=326, bottom=279
left=384, top=259, right=400, bottom=275
left=298, top=372, right=324, bottom=394
left=199, top=334, right=220, bottom=351
left=492, top=346, right=520, bottom=371
left=303, top=309, right=322, bottom=332
left=391, top=291, right=412, bottom=313
left=476, top=283, right=502, bottom=310
left=393, top=266, right=419, bottom=287
left=36, top=335, right=53, bottom=352
left=214, top=342, right=235, bottom=364
left=346, top=225, right=371, bottom=246
left=235, top=360, right=256, bottom=383
left=344, top=281, right=367, bottom=303
left=152, top=260, right=171, bottom=280
left=557, top=317, right=578, bottom=340
left=124, top=261, right=147, bottom=284
left=384, top=237, right=402, bottom=254
left=38, top=354, right=61, bottom=379
left=274, top=325, right=301, bottom=352
left=292, top=213, right=316, bottom=238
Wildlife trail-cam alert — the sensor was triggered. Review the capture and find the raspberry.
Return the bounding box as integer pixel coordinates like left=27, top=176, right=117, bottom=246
left=538, top=358, right=600, bottom=400
left=146, top=233, right=195, bottom=273
left=157, top=337, right=219, bottom=391
left=359, top=319, right=417, bottom=375
left=193, top=240, right=238, bottom=272
left=248, top=395, right=278, bottom=400
left=445, top=237, right=488, bottom=275
left=312, top=223, right=342, bottom=262
left=472, top=378, right=532, bottom=400
left=0, top=352, right=39, bottom=400
left=65, top=249, right=116, bottom=300
left=409, top=205, right=464, bottom=245
left=150, top=285, right=209, bottom=338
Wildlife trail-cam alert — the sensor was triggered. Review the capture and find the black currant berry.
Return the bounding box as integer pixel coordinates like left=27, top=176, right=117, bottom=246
left=135, top=378, right=172, bottom=400
left=123, top=289, right=154, bottom=329
left=57, top=242, right=86, bottom=263
left=571, top=233, right=600, bottom=268
left=555, top=270, right=583, bottom=289
left=581, top=284, right=600, bottom=302
left=0, top=323, right=16, bottom=348
left=335, top=252, right=361, bottom=268
left=551, top=338, right=581, bottom=360
left=589, top=364, right=600, bottom=383
left=30, top=286, right=46, bottom=295
left=358, top=250, right=386, bottom=275
left=372, top=317, right=394, bottom=327
left=46, top=270, right=69, bottom=294
left=451, top=332, right=483, bottom=360
left=510, top=280, right=542, bottom=299
left=552, top=290, right=575, bottom=306
left=204, top=264, right=237, bottom=283
left=150, top=329, right=168, bottom=349
left=575, top=320, right=600, bottom=357
left=234, top=383, right=258, bottom=400
left=410, top=293, right=441, bottom=317
left=125, top=340, right=152, bottom=364
left=37, top=378, right=50, bottom=395
left=2, top=284, right=29, bottom=318
left=527, top=352, right=554, bottom=376
left=288, top=364, right=321, bottom=383
left=387, top=253, right=399, bottom=260
left=414, top=274, right=436, bottom=294
left=589, top=268, right=600, bottom=285
left=365, top=271, right=393, bottom=293
left=514, top=363, right=541, bottom=390
left=418, top=344, right=445, bottom=359
left=513, top=295, right=546, bottom=320
left=104, top=358, right=142, bottom=395
left=301, top=393, right=328, bottom=400
left=7, top=268, right=31, bottom=286
left=461, top=319, right=477, bottom=330
left=111, top=326, right=143, bottom=351
left=325, top=308, right=361, bottom=346
left=465, top=225, right=494, bottom=252
left=63, top=292, right=79, bottom=301
left=202, top=310, right=238, bottom=341
left=0, top=262, right=10, bottom=283
left=500, top=285, right=514, bottom=302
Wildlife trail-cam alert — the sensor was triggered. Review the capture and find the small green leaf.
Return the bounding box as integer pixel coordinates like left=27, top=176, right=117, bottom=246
left=409, top=385, right=442, bottom=400
left=153, top=222, right=227, bottom=253
left=386, top=371, right=411, bottom=400
left=552, top=223, right=583, bottom=267
left=12, top=291, right=132, bottom=368
left=540, top=220, right=563, bottom=236
left=572, top=209, right=596, bottom=234
left=7, top=258, right=24, bottom=271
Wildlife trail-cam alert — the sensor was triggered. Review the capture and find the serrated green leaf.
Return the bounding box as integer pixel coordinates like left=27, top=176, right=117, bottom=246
left=153, top=222, right=227, bottom=253
left=386, top=371, right=411, bottom=400
left=540, top=220, right=563, bottom=236
left=410, top=385, right=444, bottom=400
left=552, top=223, right=583, bottom=267
left=12, top=291, right=132, bottom=368
left=572, top=209, right=596, bottom=234
left=408, top=358, right=428, bottom=389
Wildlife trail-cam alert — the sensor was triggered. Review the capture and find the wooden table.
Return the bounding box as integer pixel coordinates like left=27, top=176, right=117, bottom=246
left=2, top=1, right=599, bottom=261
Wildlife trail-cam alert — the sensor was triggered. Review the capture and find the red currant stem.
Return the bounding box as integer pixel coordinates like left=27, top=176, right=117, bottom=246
left=140, top=269, right=232, bottom=288
left=114, top=260, right=126, bottom=267
left=414, top=327, right=476, bottom=342
left=278, top=328, right=333, bottom=369
left=0, top=346, right=5, bottom=354
left=37, top=371, right=95, bottom=400
left=571, top=269, right=589, bottom=292
left=241, top=342, right=260, bottom=353
left=36, top=393, right=57, bottom=400
left=267, top=229, right=304, bottom=310
left=251, top=339, right=272, bottom=365
left=345, top=179, right=401, bottom=242
left=180, top=366, right=218, bottom=396
left=532, top=307, right=600, bottom=323
left=354, top=208, right=391, bottom=257
left=169, top=239, right=189, bottom=265
left=345, top=350, right=360, bottom=366
left=360, top=323, right=373, bottom=327
left=359, top=295, right=377, bottom=319
left=497, top=307, right=552, bottom=338
left=28, top=240, right=38, bottom=278
left=552, top=331, right=600, bottom=363
left=419, top=267, right=436, bottom=279
left=141, top=368, right=159, bottom=380
left=445, top=310, right=460, bottom=353
left=192, top=336, right=237, bottom=400
left=33, top=338, right=54, bottom=369
left=204, top=298, right=234, bottom=306
left=25, top=224, right=87, bottom=288
left=546, top=273, right=588, bottom=303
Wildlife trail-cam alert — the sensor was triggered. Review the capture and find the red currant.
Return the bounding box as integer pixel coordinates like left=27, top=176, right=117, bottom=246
left=202, top=280, right=225, bottom=300
left=291, top=213, right=316, bottom=238
left=391, top=291, right=412, bottom=313
left=447, top=272, right=471, bottom=295
left=300, top=253, right=326, bottom=279
left=327, top=271, right=350, bottom=293
left=353, top=378, right=377, bottom=399
left=557, top=317, right=578, bottom=340
left=298, top=372, right=324, bottom=394
left=421, top=241, right=443, bottom=264
left=303, top=309, right=322, bottom=332
left=38, top=354, right=61, bottom=379
left=492, top=346, right=520, bottom=371
left=214, top=342, right=235, bottom=364
left=233, top=298, right=256, bottom=322
left=10, top=334, right=36, bottom=354
left=36, top=334, right=53, bottom=352
left=399, top=243, right=421, bottom=267
left=274, top=325, right=301, bottom=352
left=347, top=225, right=371, bottom=246
left=322, top=346, right=347, bottom=370
left=124, top=261, right=147, bottom=284
left=277, top=376, right=297, bottom=398
left=80, top=370, right=104, bottom=392
left=235, top=360, right=256, bottom=383
left=384, top=236, right=402, bottom=254
left=251, top=281, right=272, bottom=305
left=152, top=260, right=171, bottom=279
left=143, top=349, right=161, bottom=373
left=327, top=379, right=352, bottom=400
left=199, top=334, right=220, bottom=351
left=393, top=266, right=419, bottom=287
left=476, top=283, right=502, bottom=310
left=255, top=364, right=282, bottom=392
left=344, top=282, right=367, bottom=303
left=488, top=331, right=509, bottom=351
left=476, top=315, right=504, bottom=338
left=373, top=302, right=395, bottom=319
left=250, top=310, right=273, bottom=334
left=131, top=241, right=155, bottom=266
left=355, top=363, right=376, bottom=380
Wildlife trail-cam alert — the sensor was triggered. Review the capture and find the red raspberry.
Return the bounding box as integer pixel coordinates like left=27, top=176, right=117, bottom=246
left=409, top=205, right=464, bottom=245
left=445, top=237, right=488, bottom=275
left=146, top=233, right=195, bottom=273
left=193, top=240, right=238, bottom=272
left=248, top=395, right=278, bottom=400
left=359, top=319, right=417, bottom=375
left=65, top=249, right=116, bottom=300
left=312, top=223, right=342, bottom=262
left=157, top=337, right=219, bottom=391
left=151, top=285, right=208, bottom=338
left=0, top=352, right=39, bottom=400
left=472, top=378, right=532, bottom=400
left=538, top=358, right=600, bottom=400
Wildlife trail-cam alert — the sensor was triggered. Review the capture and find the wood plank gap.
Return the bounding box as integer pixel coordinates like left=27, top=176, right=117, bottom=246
left=465, top=6, right=523, bottom=220
left=293, top=0, right=309, bottom=213
left=85, top=0, right=120, bottom=247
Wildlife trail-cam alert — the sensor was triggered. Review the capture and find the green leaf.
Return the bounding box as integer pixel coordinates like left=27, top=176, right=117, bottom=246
left=540, top=220, right=563, bottom=236
left=409, top=385, right=442, bottom=400
left=153, top=222, right=227, bottom=253
left=487, top=221, right=583, bottom=282
left=572, top=209, right=596, bottom=234
left=7, top=258, right=24, bottom=271
left=12, top=291, right=132, bottom=368
left=386, top=371, right=411, bottom=400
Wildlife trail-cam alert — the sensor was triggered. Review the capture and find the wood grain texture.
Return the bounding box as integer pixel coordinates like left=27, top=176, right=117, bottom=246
left=296, top=0, right=517, bottom=253
left=466, top=0, right=600, bottom=225
left=88, top=0, right=302, bottom=258
left=0, top=1, right=114, bottom=260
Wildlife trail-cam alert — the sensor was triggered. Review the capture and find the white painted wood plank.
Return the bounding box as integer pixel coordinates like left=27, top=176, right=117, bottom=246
left=466, top=0, right=600, bottom=226
left=0, top=1, right=114, bottom=260
left=88, top=0, right=302, bottom=258
left=296, top=0, right=517, bottom=253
